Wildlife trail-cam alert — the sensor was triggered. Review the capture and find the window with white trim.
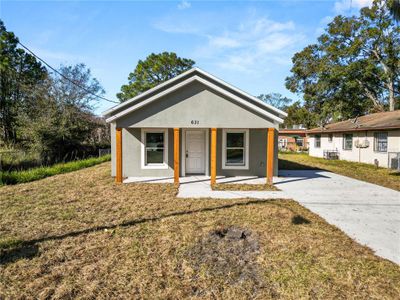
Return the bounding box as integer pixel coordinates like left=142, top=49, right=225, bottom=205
left=343, top=133, right=353, bottom=150
left=222, top=129, right=249, bottom=169
left=141, top=129, right=168, bottom=169
left=314, top=135, right=321, bottom=148
left=374, top=132, right=388, bottom=152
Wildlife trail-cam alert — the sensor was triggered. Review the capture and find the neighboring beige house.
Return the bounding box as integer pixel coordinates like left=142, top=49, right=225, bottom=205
left=103, top=68, right=287, bottom=184
left=307, top=110, right=400, bottom=168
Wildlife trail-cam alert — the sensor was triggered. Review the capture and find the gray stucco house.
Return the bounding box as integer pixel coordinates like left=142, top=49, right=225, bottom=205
left=103, top=68, right=287, bottom=184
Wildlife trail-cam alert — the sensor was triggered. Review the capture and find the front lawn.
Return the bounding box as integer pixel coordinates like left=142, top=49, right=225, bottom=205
left=279, top=152, right=400, bottom=191
left=1, top=162, right=399, bottom=299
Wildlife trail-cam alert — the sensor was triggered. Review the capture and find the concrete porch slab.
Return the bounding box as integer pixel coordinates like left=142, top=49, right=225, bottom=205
left=124, top=175, right=274, bottom=185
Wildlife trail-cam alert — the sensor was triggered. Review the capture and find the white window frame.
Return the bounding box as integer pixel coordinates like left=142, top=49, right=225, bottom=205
left=374, top=132, right=388, bottom=153
left=141, top=128, right=169, bottom=169
left=314, top=135, right=321, bottom=148
left=343, top=133, right=353, bottom=151
left=222, top=129, right=249, bottom=170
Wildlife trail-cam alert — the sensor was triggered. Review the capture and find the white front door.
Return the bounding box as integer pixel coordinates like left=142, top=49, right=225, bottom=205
left=185, top=130, right=206, bottom=174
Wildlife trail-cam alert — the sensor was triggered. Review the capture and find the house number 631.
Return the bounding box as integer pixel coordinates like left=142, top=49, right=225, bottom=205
left=191, top=120, right=199, bottom=125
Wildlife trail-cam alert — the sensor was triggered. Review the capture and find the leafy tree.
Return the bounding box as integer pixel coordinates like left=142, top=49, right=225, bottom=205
left=390, top=0, right=400, bottom=21
left=282, top=101, right=318, bottom=129
left=0, top=19, right=47, bottom=145
left=18, top=64, right=105, bottom=161
left=257, top=93, right=292, bottom=110
left=117, top=52, right=195, bottom=101
left=286, top=0, right=399, bottom=124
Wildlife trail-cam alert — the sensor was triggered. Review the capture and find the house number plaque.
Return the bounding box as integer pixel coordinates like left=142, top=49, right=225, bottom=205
left=191, top=120, right=200, bottom=125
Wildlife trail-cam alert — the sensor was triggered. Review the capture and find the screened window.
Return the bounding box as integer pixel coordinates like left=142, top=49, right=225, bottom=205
left=222, top=129, right=249, bottom=169
left=314, top=135, right=321, bottom=148
left=343, top=134, right=353, bottom=150
left=374, top=132, right=388, bottom=152
left=141, top=129, right=168, bottom=169
left=295, top=137, right=304, bottom=147
left=328, top=133, right=333, bottom=142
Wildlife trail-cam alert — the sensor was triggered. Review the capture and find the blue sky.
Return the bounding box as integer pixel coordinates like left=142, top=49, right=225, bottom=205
left=1, top=0, right=371, bottom=115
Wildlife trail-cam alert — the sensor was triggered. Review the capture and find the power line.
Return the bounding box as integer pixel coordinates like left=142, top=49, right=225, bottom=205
left=17, top=41, right=119, bottom=104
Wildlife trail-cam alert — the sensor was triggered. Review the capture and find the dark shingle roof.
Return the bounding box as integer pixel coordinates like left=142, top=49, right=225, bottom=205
left=307, top=110, right=400, bottom=134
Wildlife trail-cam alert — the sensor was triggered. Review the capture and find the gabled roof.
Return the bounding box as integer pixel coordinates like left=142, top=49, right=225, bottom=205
left=307, top=110, right=400, bottom=134
left=103, top=67, right=287, bottom=124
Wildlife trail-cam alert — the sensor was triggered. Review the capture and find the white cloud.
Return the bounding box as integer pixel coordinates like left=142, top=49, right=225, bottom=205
left=334, top=0, right=373, bottom=14
left=154, top=14, right=306, bottom=74
left=202, top=17, right=304, bottom=72
left=177, top=1, right=191, bottom=10
left=257, top=33, right=297, bottom=54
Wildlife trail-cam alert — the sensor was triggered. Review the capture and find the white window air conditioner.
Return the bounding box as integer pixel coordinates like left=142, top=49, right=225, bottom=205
left=355, top=139, right=370, bottom=148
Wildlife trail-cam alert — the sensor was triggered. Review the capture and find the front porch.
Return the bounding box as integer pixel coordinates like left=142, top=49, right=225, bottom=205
left=115, top=127, right=277, bottom=186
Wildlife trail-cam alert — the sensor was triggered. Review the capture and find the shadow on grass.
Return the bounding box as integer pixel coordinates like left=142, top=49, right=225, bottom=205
left=278, top=159, right=322, bottom=171
left=0, top=244, right=39, bottom=265
left=0, top=199, right=303, bottom=266
left=292, top=215, right=311, bottom=225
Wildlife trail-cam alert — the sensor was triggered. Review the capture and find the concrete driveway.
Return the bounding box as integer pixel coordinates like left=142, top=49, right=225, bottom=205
left=276, top=170, right=400, bottom=265
left=175, top=170, right=400, bottom=264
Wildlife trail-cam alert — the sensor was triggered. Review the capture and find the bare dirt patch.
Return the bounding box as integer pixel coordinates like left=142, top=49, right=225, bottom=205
left=186, top=226, right=274, bottom=297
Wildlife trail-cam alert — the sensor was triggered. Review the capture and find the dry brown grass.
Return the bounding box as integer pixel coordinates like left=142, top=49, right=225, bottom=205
left=1, top=162, right=399, bottom=299
left=212, top=183, right=279, bottom=191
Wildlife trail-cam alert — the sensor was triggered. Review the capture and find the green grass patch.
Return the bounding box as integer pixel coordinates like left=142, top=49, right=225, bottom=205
left=0, top=155, right=111, bottom=186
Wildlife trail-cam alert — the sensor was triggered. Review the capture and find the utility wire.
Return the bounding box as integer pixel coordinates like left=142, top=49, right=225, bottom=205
left=17, top=41, right=119, bottom=104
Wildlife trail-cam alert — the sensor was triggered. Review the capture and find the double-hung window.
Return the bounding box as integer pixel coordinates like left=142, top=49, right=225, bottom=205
left=343, top=133, right=353, bottom=150
left=374, top=132, right=388, bottom=152
left=314, top=135, right=321, bottom=148
left=141, top=129, right=168, bottom=169
left=222, top=129, right=249, bottom=169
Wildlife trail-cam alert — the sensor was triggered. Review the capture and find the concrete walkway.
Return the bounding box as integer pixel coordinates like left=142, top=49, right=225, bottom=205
left=125, top=172, right=400, bottom=264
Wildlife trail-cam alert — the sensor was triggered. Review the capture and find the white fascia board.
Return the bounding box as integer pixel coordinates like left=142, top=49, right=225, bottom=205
left=106, top=75, right=284, bottom=124
left=102, top=68, right=198, bottom=116
left=194, top=68, right=288, bottom=117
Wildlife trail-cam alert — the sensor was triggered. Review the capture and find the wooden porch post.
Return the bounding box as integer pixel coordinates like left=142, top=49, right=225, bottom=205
left=116, top=128, right=123, bottom=184
left=266, top=128, right=275, bottom=185
left=211, top=128, right=217, bottom=185
left=174, top=128, right=180, bottom=185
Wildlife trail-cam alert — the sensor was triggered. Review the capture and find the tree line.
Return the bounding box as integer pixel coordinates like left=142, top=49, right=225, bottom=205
left=0, top=20, right=109, bottom=164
